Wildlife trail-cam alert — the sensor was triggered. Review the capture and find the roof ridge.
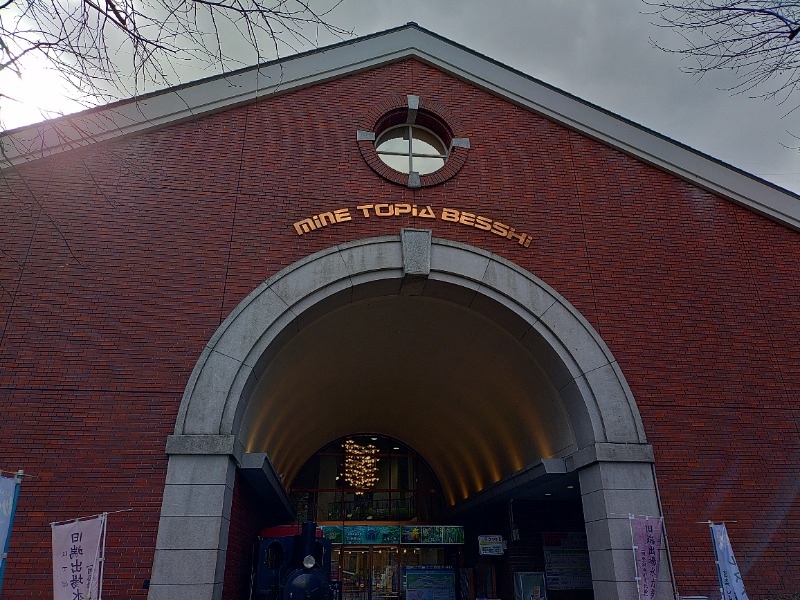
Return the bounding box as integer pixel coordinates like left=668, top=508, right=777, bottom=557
left=1, top=23, right=798, bottom=230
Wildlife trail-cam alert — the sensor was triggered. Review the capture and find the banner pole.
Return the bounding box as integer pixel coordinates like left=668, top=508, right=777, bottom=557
left=98, top=513, right=108, bottom=600
left=650, top=464, right=679, bottom=600
left=0, top=469, right=24, bottom=597
left=50, top=507, right=132, bottom=527
left=86, top=512, right=105, bottom=600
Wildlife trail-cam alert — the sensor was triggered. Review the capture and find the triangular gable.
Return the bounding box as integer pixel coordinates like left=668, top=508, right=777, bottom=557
left=2, top=23, right=799, bottom=231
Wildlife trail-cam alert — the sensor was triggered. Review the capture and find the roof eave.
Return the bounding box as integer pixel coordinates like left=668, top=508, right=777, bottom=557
left=2, top=23, right=799, bottom=232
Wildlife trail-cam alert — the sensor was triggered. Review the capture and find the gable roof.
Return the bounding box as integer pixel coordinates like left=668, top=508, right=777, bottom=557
left=2, top=23, right=799, bottom=231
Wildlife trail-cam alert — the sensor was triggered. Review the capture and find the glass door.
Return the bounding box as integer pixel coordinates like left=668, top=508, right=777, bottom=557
left=342, top=547, right=370, bottom=600
left=371, top=547, right=399, bottom=600
left=340, top=547, right=399, bottom=600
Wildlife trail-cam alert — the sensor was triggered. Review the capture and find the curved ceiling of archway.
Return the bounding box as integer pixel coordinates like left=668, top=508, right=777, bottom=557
left=240, top=295, right=576, bottom=506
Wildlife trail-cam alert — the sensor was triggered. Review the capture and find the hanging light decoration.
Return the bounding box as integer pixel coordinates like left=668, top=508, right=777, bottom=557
left=343, top=439, right=380, bottom=492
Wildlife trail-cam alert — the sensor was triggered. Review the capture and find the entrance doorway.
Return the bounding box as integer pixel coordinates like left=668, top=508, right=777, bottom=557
left=152, top=233, right=666, bottom=600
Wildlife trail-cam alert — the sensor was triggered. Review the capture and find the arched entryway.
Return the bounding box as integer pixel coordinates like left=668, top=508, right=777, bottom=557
left=147, top=229, right=673, bottom=600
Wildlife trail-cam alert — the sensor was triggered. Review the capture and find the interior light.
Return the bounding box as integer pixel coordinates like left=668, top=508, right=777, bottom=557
left=343, top=439, right=380, bottom=491
left=544, top=492, right=552, bottom=496
left=303, top=555, right=316, bottom=569
left=567, top=485, right=574, bottom=489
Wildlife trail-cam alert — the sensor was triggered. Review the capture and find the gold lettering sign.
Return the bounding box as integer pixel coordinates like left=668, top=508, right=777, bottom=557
left=293, top=203, right=533, bottom=248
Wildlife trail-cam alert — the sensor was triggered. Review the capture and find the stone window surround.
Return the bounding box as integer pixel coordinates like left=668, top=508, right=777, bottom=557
left=357, top=94, right=470, bottom=188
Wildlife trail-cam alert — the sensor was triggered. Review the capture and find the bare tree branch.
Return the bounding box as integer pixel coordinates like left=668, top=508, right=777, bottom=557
left=0, top=0, right=351, bottom=116
left=647, top=1, right=800, bottom=103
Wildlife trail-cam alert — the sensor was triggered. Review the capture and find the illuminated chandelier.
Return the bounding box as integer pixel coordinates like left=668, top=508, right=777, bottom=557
left=343, top=439, right=380, bottom=491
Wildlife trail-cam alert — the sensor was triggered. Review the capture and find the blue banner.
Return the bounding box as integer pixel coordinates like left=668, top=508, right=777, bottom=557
left=0, top=472, right=22, bottom=595
left=321, top=525, right=464, bottom=545
left=710, top=523, right=749, bottom=600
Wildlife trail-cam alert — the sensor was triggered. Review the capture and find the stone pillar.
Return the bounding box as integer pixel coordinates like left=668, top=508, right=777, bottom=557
left=579, top=460, right=675, bottom=600
left=147, top=441, right=237, bottom=600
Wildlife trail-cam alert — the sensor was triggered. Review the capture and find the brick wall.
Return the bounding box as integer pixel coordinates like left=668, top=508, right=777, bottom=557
left=1, top=58, right=798, bottom=598
left=1, top=390, right=174, bottom=597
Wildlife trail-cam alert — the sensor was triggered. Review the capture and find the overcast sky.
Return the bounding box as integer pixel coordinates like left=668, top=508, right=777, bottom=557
left=2, top=0, right=799, bottom=193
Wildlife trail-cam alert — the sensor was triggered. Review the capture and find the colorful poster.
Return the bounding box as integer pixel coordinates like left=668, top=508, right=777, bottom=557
left=710, top=523, right=749, bottom=600
left=631, top=516, right=663, bottom=600
left=420, top=526, right=443, bottom=544
left=402, top=526, right=423, bottom=543
left=442, top=527, right=464, bottom=544
left=402, top=526, right=464, bottom=545
left=322, top=526, right=344, bottom=544
left=342, top=525, right=401, bottom=544
left=322, top=525, right=464, bottom=545
left=52, top=515, right=105, bottom=600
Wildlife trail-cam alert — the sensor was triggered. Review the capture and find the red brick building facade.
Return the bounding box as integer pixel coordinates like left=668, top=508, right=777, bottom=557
left=1, top=25, right=798, bottom=600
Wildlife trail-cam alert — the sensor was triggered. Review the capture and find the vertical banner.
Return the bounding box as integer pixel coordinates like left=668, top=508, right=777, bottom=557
left=630, top=515, right=663, bottom=600
left=52, top=514, right=106, bottom=600
left=0, top=472, right=22, bottom=595
left=710, top=523, right=749, bottom=600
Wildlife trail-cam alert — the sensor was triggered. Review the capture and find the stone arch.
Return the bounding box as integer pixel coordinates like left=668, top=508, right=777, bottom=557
left=148, top=230, right=673, bottom=600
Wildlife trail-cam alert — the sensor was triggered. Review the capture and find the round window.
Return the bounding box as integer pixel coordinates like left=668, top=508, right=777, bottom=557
left=357, top=96, right=470, bottom=188
left=375, top=125, right=448, bottom=175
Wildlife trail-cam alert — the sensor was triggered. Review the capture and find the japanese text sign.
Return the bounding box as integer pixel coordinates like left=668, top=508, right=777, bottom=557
left=52, top=515, right=104, bottom=600
left=631, top=516, right=662, bottom=600
left=478, top=534, right=504, bottom=555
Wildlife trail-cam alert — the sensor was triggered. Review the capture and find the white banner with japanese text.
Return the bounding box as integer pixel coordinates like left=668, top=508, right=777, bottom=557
left=631, top=516, right=663, bottom=600
left=710, top=523, right=749, bottom=600
left=52, top=514, right=105, bottom=600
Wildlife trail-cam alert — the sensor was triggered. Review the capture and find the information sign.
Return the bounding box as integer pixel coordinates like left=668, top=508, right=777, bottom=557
left=405, top=568, right=456, bottom=600
left=478, top=535, right=504, bottom=555
left=542, top=532, right=591, bottom=590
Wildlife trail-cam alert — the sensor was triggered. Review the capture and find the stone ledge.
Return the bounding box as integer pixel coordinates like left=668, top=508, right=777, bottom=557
left=568, top=443, right=655, bottom=471
left=166, top=435, right=238, bottom=456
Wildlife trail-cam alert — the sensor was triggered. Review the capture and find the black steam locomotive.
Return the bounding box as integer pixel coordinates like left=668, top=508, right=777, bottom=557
left=253, top=522, right=333, bottom=600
